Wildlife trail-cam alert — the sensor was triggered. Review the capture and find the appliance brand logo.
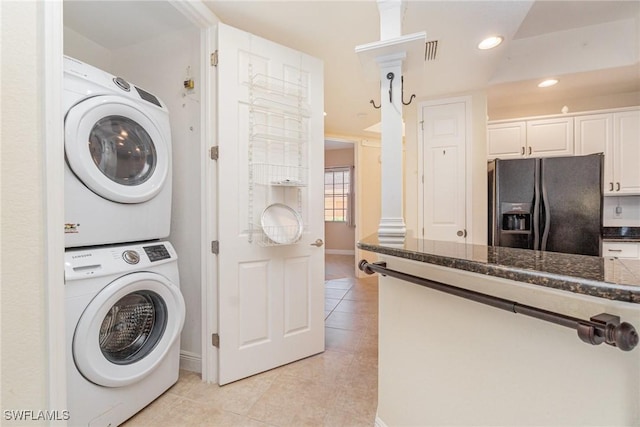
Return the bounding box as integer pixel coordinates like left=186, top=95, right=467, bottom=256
left=71, top=253, right=92, bottom=259
left=64, top=223, right=80, bottom=234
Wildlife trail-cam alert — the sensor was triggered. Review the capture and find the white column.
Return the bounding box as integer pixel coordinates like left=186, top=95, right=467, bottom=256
left=377, top=52, right=406, bottom=244
left=377, top=0, right=404, bottom=40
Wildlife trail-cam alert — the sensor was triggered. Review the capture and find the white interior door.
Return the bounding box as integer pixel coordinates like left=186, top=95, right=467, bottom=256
left=420, top=100, right=467, bottom=242
left=216, top=23, right=325, bottom=385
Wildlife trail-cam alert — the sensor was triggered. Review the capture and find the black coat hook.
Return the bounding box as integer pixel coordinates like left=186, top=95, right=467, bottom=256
left=402, top=76, right=415, bottom=106
left=387, top=72, right=395, bottom=103
left=370, top=73, right=394, bottom=108
left=370, top=72, right=411, bottom=109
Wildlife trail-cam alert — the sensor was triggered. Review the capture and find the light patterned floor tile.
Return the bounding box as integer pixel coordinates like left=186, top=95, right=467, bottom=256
left=122, top=256, right=378, bottom=427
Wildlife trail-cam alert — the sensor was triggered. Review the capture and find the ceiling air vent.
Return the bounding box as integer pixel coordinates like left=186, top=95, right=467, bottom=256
left=425, top=40, right=438, bottom=61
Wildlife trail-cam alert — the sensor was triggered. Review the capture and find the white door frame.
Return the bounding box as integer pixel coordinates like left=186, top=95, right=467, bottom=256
left=167, top=0, right=220, bottom=383
left=417, top=96, right=474, bottom=241
left=44, top=0, right=66, bottom=415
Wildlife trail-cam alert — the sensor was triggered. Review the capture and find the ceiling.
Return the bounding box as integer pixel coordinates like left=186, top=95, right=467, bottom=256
left=63, top=0, right=640, bottom=141
left=204, top=0, right=640, bottom=136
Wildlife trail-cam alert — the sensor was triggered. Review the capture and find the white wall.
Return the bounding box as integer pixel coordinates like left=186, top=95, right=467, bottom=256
left=490, top=90, right=640, bottom=121
left=64, top=26, right=112, bottom=72
left=62, top=24, right=204, bottom=372
left=113, top=28, right=204, bottom=372
left=1, top=0, right=49, bottom=414
left=324, top=147, right=355, bottom=254
left=354, top=138, right=382, bottom=264
left=604, top=196, right=640, bottom=227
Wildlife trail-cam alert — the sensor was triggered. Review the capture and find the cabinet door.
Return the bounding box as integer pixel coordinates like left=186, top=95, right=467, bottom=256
left=613, top=110, right=640, bottom=195
left=526, top=117, right=574, bottom=157
left=574, top=114, right=614, bottom=194
left=487, top=122, right=526, bottom=159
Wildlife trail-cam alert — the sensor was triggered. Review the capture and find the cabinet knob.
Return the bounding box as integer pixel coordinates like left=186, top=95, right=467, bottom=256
left=528, top=146, right=532, bottom=155
left=609, top=182, right=614, bottom=191
left=456, top=230, right=467, bottom=238
left=521, top=147, right=525, bottom=156
left=616, top=182, right=621, bottom=191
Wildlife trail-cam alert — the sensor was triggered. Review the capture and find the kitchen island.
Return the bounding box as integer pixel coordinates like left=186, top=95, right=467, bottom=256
left=358, top=235, right=640, bottom=427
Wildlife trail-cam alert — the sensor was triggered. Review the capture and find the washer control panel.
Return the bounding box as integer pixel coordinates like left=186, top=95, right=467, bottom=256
left=65, top=241, right=177, bottom=280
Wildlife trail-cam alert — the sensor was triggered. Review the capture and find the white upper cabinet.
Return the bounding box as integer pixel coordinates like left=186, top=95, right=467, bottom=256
left=487, top=117, right=573, bottom=159
left=487, top=122, right=526, bottom=159
left=526, top=117, right=574, bottom=158
left=575, top=110, right=640, bottom=195
left=613, top=110, right=640, bottom=195
left=574, top=113, right=614, bottom=193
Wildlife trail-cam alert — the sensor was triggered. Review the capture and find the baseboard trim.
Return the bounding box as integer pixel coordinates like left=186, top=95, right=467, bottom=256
left=179, top=350, right=202, bottom=373
left=325, top=249, right=355, bottom=255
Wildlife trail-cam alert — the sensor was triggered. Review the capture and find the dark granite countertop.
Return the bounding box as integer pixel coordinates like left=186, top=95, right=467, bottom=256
left=358, top=235, right=640, bottom=304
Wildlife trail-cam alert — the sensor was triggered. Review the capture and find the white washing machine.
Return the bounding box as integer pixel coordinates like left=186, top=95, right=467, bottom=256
left=65, top=241, right=185, bottom=426
left=64, top=56, right=172, bottom=248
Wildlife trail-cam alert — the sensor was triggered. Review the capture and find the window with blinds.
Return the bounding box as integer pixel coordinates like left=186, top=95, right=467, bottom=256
left=324, top=167, right=351, bottom=222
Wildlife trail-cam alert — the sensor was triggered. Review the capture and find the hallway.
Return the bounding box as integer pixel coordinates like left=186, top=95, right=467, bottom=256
left=123, top=254, right=378, bottom=426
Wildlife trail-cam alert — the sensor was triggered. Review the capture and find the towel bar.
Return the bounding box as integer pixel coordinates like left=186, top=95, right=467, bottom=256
left=359, top=259, right=638, bottom=351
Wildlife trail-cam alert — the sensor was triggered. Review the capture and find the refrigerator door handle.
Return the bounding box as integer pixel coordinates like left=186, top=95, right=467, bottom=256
left=540, top=166, right=551, bottom=251
left=533, top=162, right=540, bottom=251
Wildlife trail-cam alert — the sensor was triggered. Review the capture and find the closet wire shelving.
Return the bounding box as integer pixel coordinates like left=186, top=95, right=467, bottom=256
left=246, top=67, right=310, bottom=246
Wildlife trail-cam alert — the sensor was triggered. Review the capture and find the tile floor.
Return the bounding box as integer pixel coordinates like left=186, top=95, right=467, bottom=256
left=122, top=254, right=378, bottom=426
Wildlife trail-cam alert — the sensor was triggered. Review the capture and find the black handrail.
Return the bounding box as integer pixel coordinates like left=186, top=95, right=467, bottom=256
left=359, top=259, right=638, bottom=352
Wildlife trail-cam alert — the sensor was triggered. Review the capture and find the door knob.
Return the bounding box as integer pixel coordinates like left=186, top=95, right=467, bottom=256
left=310, top=239, right=324, bottom=247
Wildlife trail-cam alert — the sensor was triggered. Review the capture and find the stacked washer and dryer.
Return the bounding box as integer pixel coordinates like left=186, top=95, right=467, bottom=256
left=63, top=56, right=185, bottom=427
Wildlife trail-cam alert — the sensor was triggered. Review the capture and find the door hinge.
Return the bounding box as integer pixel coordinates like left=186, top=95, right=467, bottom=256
left=211, top=50, right=218, bottom=67
left=211, top=240, right=219, bottom=254
left=212, top=333, right=220, bottom=348
left=210, top=146, right=219, bottom=160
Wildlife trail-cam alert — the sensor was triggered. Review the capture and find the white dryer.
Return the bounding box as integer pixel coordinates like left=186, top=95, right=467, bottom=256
left=65, top=241, right=185, bottom=426
left=64, top=56, right=172, bottom=248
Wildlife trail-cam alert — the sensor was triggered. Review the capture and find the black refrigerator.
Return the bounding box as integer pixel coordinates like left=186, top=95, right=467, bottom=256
left=488, top=154, right=603, bottom=256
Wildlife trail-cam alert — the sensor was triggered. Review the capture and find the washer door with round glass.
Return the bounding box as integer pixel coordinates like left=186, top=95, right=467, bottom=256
left=73, top=272, right=185, bottom=388
left=65, top=95, right=169, bottom=204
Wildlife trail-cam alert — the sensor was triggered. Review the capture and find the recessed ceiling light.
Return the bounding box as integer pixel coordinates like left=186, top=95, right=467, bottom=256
left=478, top=36, right=503, bottom=50
left=538, top=79, right=558, bottom=88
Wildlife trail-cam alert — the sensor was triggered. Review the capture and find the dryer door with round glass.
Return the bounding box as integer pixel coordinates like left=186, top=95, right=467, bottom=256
left=73, top=272, right=185, bottom=387
left=65, top=95, right=169, bottom=204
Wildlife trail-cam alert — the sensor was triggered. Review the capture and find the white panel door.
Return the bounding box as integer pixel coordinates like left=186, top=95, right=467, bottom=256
left=216, top=23, right=325, bottom=385
left=421, top=101, right=466, bottom=243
